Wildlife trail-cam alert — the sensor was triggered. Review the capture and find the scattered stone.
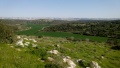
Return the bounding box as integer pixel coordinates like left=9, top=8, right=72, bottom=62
left=29, top=39, right=37, bottom=42
left=24, top=42, right=30, bottom=46
left=54, top=44, right=60, bottom=48
left=77, top=59, right=82, bottom=63
left=66, top=56, right=71, bottom=59
left=32, top=44, right=37, bottom=47
left=90, top=61, right=101, bottom=68
left=101, top=56, right=104, bottom=59
left=24, top=38, right=28, bottom=40
left=17, top=36, right=21, bottom=39
left=51, top=45, right=54, bottom=46
left=16, top=39, right=24, bottom=47
left=10, top=46, right=14, bottom=48
left=33, top=39, right=37, bottom=42
left=47, top=57, right=54, bottom=61
left=47, top=50, right=59, bottom=55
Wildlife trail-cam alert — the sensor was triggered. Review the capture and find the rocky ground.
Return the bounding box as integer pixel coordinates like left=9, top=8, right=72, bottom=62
left=0, top=35, right=120, bottom=68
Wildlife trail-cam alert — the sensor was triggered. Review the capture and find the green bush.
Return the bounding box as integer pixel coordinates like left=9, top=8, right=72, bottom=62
left=30, top=47, right=48, bottom=60
left=0, top=23, right=15, bottom=43
left=78, top=60, right=89, bottom=67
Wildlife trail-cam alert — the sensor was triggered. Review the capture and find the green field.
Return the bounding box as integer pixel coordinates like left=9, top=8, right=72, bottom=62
left=17, top=24, right=108, bottom=42
left=17, top=23, right=49, bottom=35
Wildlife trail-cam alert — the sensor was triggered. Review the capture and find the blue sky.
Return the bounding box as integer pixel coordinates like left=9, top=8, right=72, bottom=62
left=0, top=0, right=120, bottom=18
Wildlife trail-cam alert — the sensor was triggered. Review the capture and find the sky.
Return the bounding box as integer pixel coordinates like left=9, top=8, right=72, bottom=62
left=0, top=0, right=120, bottom=18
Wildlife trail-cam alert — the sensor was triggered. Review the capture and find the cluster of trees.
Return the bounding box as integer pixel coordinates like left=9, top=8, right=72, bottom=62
left=43, top=20, right=120, bottom=50
left=43, top=20, right=120, bottom=39
left=0, top=19, right=70, bottom=25
left=0, top=22, right=15, bottom=43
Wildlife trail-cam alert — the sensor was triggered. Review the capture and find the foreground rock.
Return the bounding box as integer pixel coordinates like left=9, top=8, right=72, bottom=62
left=47, top=57, right=54, bottom=61
left=90, top=61, right=101, bottom=68
left=63, top=56, right=76, bottom=68
left=47, top=50, right=59, bottom=55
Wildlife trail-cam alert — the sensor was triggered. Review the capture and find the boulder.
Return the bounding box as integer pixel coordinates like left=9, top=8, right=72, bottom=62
left=47, top=50, right=59, bottom=55
left=63, top=56, right=76, bottom=68
left=29, top=39, right=37, bottom=42
left=101, top=56, right=104, bottom=59
left=47, top=57, right=54, bottom=61
left=90, top=61, right=101, bottom=68
left=17, top=36, right=21, bottom=39
left=54, top=44, right=60, bottom=48
left=24, top=42, right=30, bottom=46
left=24, top=38, right=28, bottom=40
left=16, top=39, right=24, bottom=47
left=32, top=44, right=37, bottom=47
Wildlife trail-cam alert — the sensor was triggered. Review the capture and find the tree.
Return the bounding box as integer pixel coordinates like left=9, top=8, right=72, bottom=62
left=0, top=23, right=14, bottom=43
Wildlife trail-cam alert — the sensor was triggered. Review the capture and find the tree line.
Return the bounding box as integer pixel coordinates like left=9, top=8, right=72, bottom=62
left=43, top=20, right=120, bottom=39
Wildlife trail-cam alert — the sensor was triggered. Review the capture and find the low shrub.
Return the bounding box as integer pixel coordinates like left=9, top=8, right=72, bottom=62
left=30, top=47, right=48, bottom=60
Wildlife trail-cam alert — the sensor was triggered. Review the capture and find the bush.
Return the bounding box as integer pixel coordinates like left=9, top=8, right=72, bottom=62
left=38, top=35, right=43, bottom=38
left=0, top=23, right=15, bottom=43
left=78, top=60, right=89, bottom=67
left=106, top=38, right=120, bottom=50
left=106, top=38, right=118, bottom=45
left=30, top=47, right=47, bottom=60
left=111, top=45, right=120, bottom=50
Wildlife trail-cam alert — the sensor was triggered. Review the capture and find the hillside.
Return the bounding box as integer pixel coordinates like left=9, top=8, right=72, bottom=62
left=0, top=19, right=120, bottom=68
left=0, top=35, right=120, bottom=68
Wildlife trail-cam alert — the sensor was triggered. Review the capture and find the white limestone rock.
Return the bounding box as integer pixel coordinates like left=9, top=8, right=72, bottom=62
left=47, top=50, right=59, bottom=55
left=17, top=36, right=21, bottom=39
left=24, top=42, right=30, bottom=46
left=90, top=61, right=101, bottom=68
left=32, top=44, right=37, bottom=47
left=29, top=39, right=37, bottom=42
left=10, top=46, right=14, bottom=48
left=101, top=56, right=104, bottom=59
left=16, top=39, right=24, bottom=47
left=24, top=38, right=28, bottom=40
left=77, top=59, right=82, bottom=63
left=63, top=56, right=76, bottom=68
left=47, top=57, right=54, bottom=61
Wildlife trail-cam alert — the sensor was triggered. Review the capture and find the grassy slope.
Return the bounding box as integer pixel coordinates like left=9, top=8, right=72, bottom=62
left=0, top=44, right=44, bottom=68
left=0, top=36, right=120, bottom=68
left=17, top=24, right=108, bottom=42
